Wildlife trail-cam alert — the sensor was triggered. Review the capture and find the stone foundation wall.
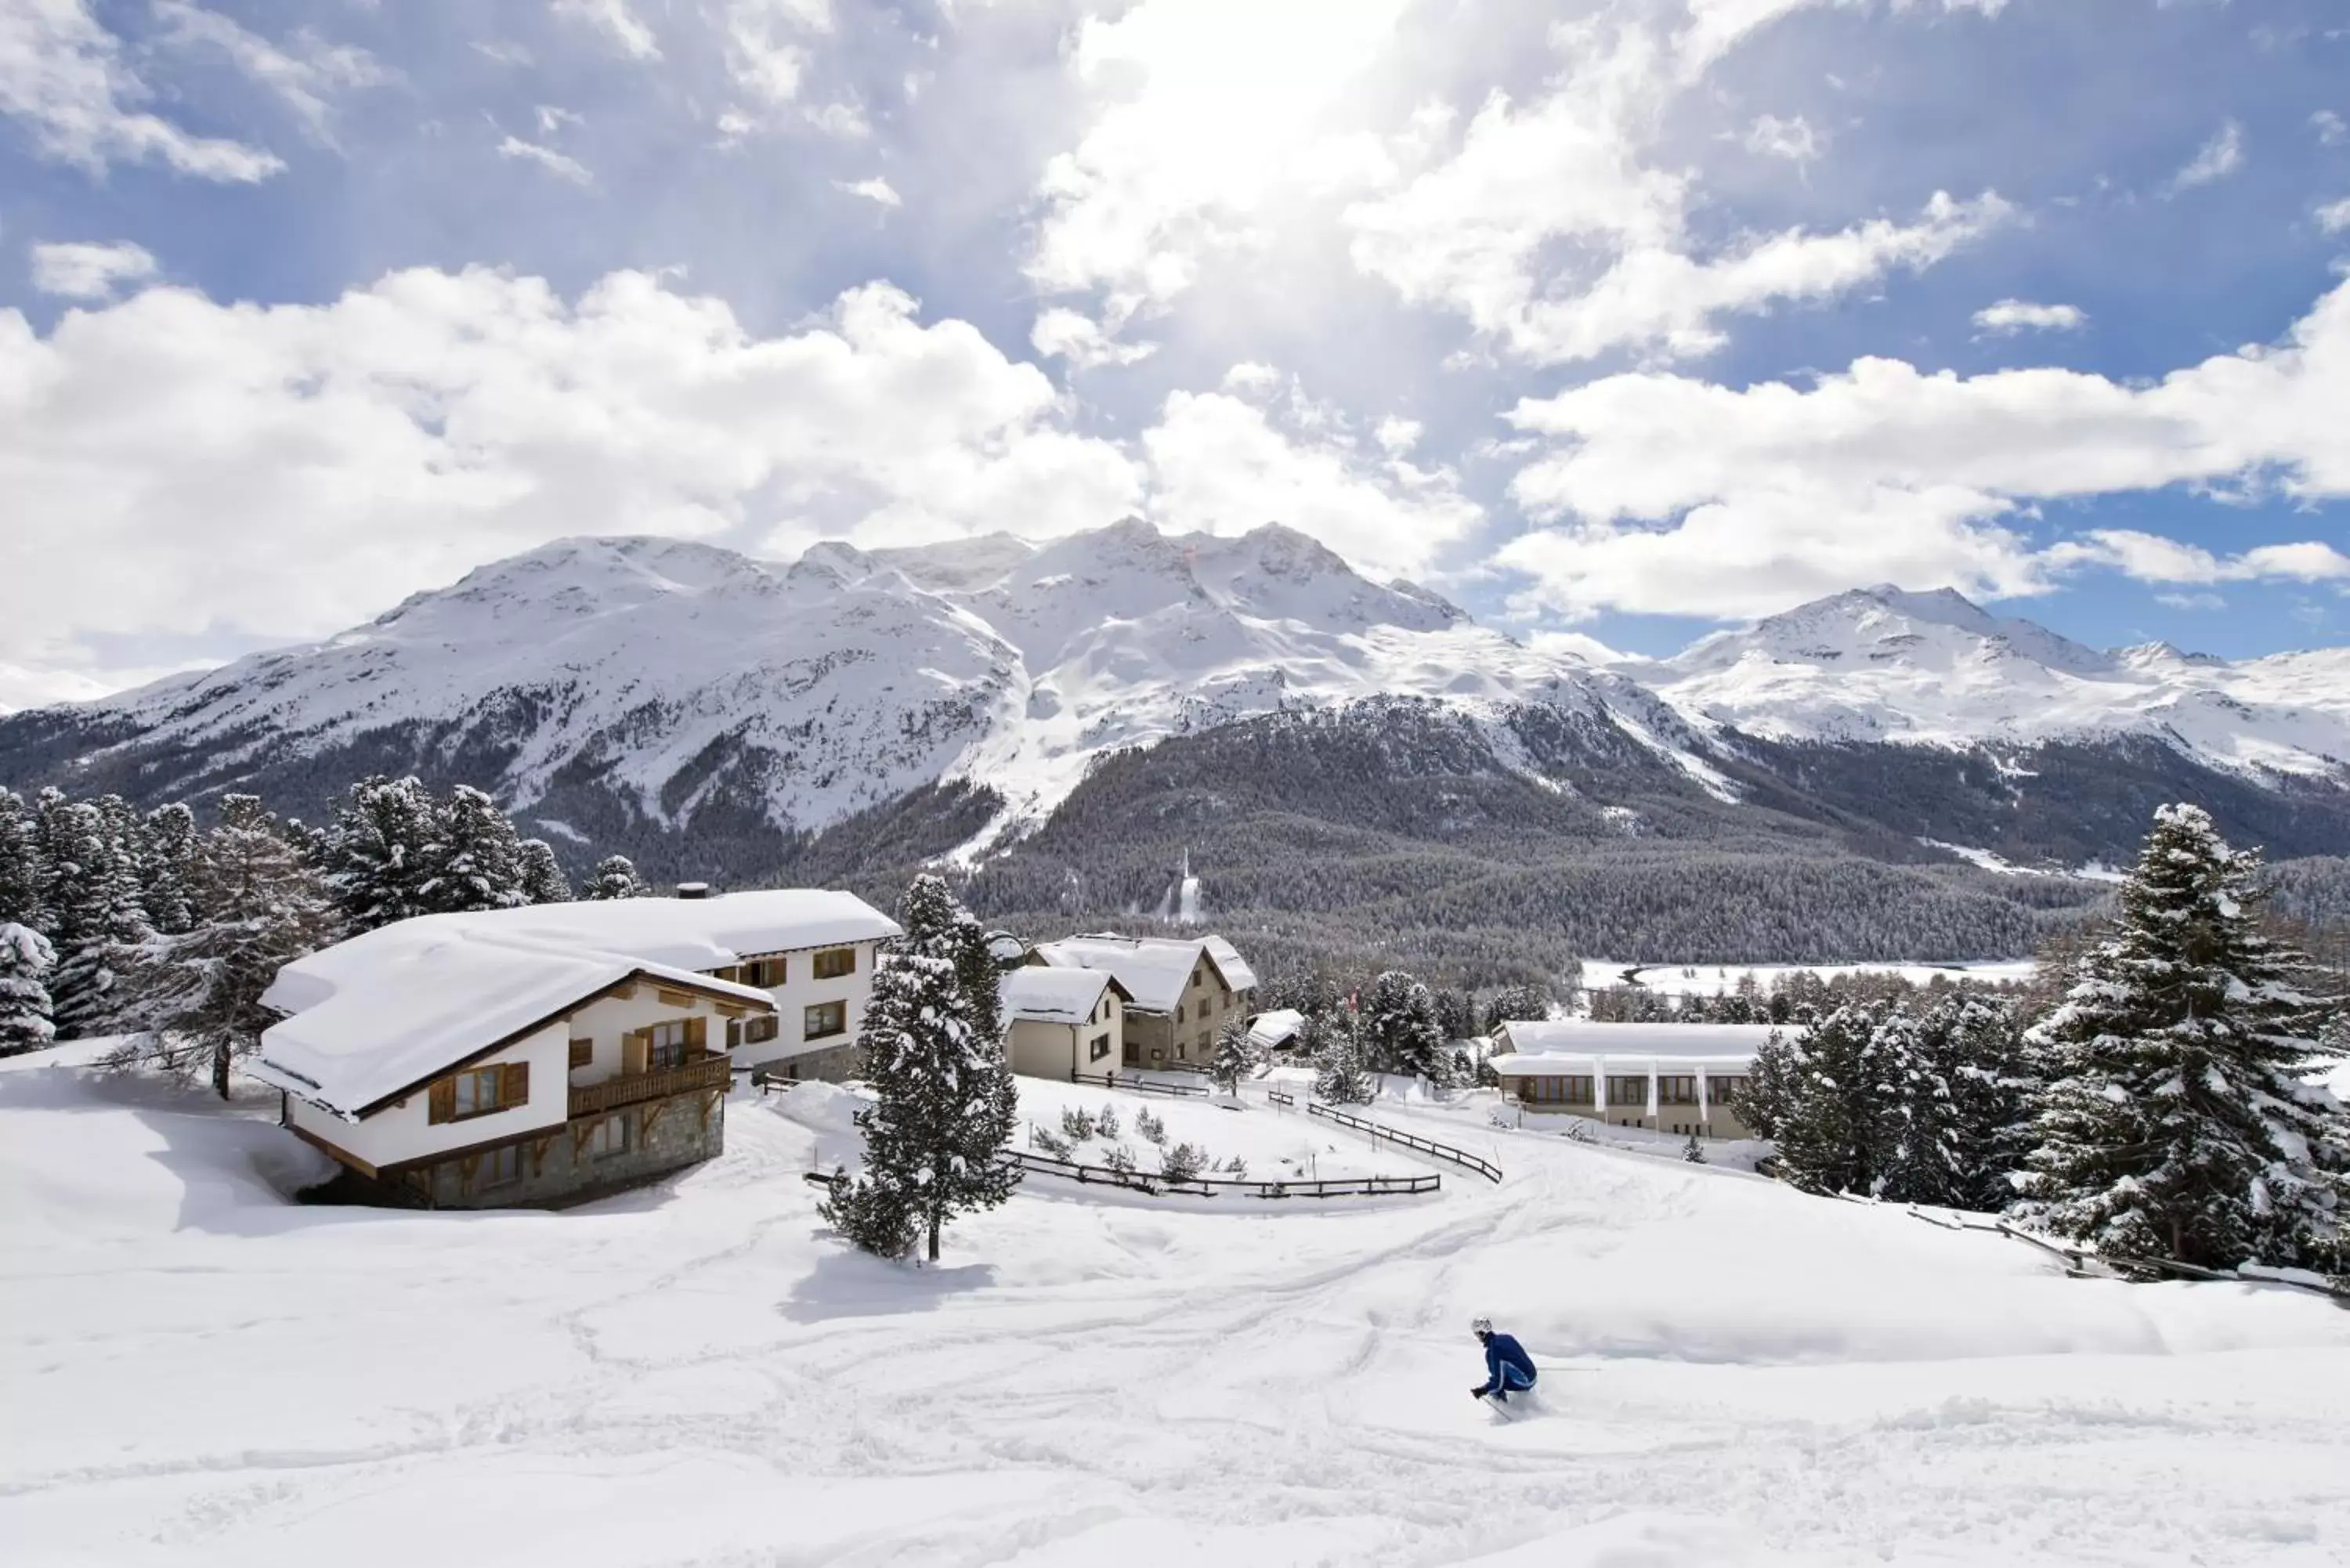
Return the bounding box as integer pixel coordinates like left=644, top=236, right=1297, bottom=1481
left=365, top=1089, right=728, bottom=1210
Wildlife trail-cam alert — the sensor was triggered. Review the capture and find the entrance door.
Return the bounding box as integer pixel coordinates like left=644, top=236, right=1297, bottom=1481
left=1123, top=1039, right=1140, bottom=1067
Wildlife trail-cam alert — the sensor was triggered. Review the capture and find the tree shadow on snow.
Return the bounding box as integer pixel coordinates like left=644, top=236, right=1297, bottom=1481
left=780, top=1245, right=998, bottom=1323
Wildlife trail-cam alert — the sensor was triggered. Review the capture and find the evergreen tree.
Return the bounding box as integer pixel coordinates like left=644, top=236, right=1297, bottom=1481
left=1209, top=1017, right=1258, bottom=1095
left=2012, top=804, right=2349, bottom=1272
left=1871, top=1005, right=1962, bottom=1206
left=1359, top=970, right=1451, bottom=1082
left=0, top=922, right=58, bottom=1057
left=1312, top=1011, right=1376, bottom=1104
left=584, top=854, right=650, bottom=900
left=1943, top=997, right=2034, bottom=1212
left=1768, top=1004, right=1884, bottom=1196
left=1480, top=983, right=1551, bottom=1033
left=423, top=786, right=527, bottom=915
left=826, top=875, right=1021, bottom=1263
left=110, top=796, right=338, bottom=1098
left=139, top=803, right=201, bottom=935
left=1682, top=1129, right=1706, bottom=1164
left=40, top=792, right=149, bottom=1038
left=1731, top=1028, right=1801, bottom=1140
left=517, top=839, right=573, bottom=905
left=0, top=788, right=42, bottom=930
left=323, top=776, right=440, bottom=932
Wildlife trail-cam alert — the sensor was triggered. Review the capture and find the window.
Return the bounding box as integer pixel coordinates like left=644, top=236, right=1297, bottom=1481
left=743, top=1013, right=779, bottom=1045
left=1526, top=1075, right=1593, bottom=1104
left=1176, top=1003, right=1186, bottom=1024
left=1090, top=1034, right=1112, bottom=1063
left=1658, top=1075, right=1698, bottom=1106
left=804, top=1000, right=848, bottom=1039
left=1198, top=1031, right=1211, bottom=1054
left=812, top=947, right=856, bottom=980
left=1606, top=1075, right=1649, bottom=1108
left=1709, top=1075, right=1747, bottom=1102
left=740, top=957, right=787, bottom=988
left=569, top=1039, right=592, bottom=1069
left=483, top=1143, right=522, bottom=1188
left=585, top=1114, right=630, bottom=1160
left=648, top=1020, right=691, bottom=1071
left=431, top=1061, right=528, bottom=1123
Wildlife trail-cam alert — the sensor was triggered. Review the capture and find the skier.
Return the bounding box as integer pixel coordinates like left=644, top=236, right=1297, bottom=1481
left=1470, top=1316, right=1537, bottom=1404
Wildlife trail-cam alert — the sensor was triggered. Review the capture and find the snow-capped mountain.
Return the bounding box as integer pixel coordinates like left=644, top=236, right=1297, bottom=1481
left=1640, top=583, right=2350, bottom=781
left=0, top=521, right=1716, bottom=858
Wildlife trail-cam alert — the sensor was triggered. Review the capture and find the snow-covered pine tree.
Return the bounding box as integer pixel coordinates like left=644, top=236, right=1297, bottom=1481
left=0, top=922, right=58, bottom=1057
left=138, top=803, right=201, bottom=936
left=826, top=874, right=1020, bottom=1263
left=110, top=796, right=338, bottom=1098
left=1941, top=996, right=2033, bottom=1213
left=2012, top=804, right=2350, bottom=1273
left=423, top=786, right=528, bottom=915
left=1871, top=1004, right=1965, bottom=1207
left=1480, top=984, right=1551, bottom=1033
left=39, top=791, right=150, bottom=1039
left=1359, top=970, right=1450, bottom=1082
left=323, top=776, right=441, bottom=932
left=517, top=839, right=573, bottom=905
left=584, top=854, right=650, bottom=900
left=1312, top=1011, right=1376, bottom=1104
left=1209, top=1017, right=1258, bottom=1095
left=0, top=788, right=42, bottom=930
left=1767, top=1003, right=1885, bottom=1196
left=1730, top=1027, right=1801, bottom=1140
left=1682, top=1129, right=1705, bottom=1164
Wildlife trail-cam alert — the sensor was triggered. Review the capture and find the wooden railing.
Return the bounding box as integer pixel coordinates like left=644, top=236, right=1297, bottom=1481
left=1001, top=1147, right=1437, bottom=1200
left=1306, top=1102, right=1504, bottom=1183
left=569, top=1052, right=731, bottom=1118
left=1068, top=1069, right=1209, bottom=1099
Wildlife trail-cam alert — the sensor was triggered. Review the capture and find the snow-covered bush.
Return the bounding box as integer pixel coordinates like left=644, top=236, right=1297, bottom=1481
left=1135, top=1107, right=1166, bottom=1145
left=1059, top=1106, right=1096, bottom=1143
left=1162, top=1143, right=1207, bottom=1183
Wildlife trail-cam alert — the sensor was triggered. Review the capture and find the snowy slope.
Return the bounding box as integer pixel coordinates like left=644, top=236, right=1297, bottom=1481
left=1640, top=583, right=2350, bottom=779
left=9, top=1049, right=2349, bottom=1566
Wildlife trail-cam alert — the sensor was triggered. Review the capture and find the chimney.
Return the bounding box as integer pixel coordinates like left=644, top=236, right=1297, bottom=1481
left=674, top=881, right=712, bottom=900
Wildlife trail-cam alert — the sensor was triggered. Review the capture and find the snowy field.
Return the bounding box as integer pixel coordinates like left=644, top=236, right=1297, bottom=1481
left=7, top=1046, right=2350, bottom=1567
left=1585, top=958, right=2041, bottom=998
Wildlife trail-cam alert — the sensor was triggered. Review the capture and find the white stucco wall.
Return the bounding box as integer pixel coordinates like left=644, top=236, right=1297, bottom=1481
left=728, top=938, right=884, bottom=1070
left=1004, top=988, right=1121, bottom=1079
left=290, top=1021, right=571, bottom=1171
left=563, top=983, right=755, bottom=1085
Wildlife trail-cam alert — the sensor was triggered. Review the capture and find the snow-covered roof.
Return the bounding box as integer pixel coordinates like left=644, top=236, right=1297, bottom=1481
left=1247, top=1008, right=1306, bottom=1050
left=253, top=919, right=776, bottom=1119
left=1489, top=1020, right=1780, bottom=1074
left=1030, top=933, right=1256, bottom=1013
left=1000, top=966, right=1127, bottom=1026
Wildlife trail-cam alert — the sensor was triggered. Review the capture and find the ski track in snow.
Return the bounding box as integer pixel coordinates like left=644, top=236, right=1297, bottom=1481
left=5, top=1054, right=2347, bottom=1566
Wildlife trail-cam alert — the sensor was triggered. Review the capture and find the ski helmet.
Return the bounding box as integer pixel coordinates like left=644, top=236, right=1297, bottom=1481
left=1470, top=1316, right=1492, bottom=1338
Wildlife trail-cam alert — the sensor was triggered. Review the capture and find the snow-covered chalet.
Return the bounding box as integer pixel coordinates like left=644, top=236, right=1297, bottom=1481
left=1023, top=934, right=1256, bottom=1071
left=1487, top=1020, right=1775, bottom=1140
left=248, top=888, right=899, bottom=1209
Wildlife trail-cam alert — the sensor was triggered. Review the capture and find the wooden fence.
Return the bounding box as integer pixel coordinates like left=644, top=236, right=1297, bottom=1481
left=1069, top=1069, right=1210, bottom=1099
left=1000, top=1147, right=1438, bottom=1200
left=1305, top=1103, right=1504, bottom=1183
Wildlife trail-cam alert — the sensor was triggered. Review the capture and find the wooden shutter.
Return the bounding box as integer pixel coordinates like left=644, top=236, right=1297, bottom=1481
left=569, top=1039, right=592, bottom=1069
left=503, top=1060, right=530, bottom=1107
left=685, top=1015, right=707, bottom=1054
left=622, top=1030, right=649, bottom=1075
left=428, top=1078, right=455, bottom=1124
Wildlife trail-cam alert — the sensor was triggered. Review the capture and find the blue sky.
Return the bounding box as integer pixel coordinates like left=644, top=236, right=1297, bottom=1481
left=1, top=0, right=2346, bottom=704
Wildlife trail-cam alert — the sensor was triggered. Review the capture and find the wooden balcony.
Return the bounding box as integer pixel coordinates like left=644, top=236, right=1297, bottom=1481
left=568, top=1052, right=731, bottom=1118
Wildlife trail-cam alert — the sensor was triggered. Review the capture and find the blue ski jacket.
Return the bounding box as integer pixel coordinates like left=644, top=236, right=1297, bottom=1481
left=1478, top=1332, right=1537, bottom=1395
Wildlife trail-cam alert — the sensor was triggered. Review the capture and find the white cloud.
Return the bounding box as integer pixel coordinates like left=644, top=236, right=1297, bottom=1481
left=497, top=135, right=593, bottom=186
left=1375, top=416, right=1423, bottom=455
left=2154, top=591, right=2226, bottom=612
left=722, top=0, right=832, bottom=109
left=1220, top=362, right=1283, bottom=396
left=804, top=100, right=869, bottom=139
left=2310, top=110, right=2347, bottom=148
left=29, top=240, right=157, bottom=301
left=836, top=175, right=901, bottom=208
left=1972, top=298, right=2086, bottom=335
left=1141, top=389, right=1480, bottom=580
left=2316, top=197, right=2350, bottom=235
left=1030, top=308, right=1156, bottom=371
left=552, top=0, right=660, bottom=60
left=536, top=105, right=584, bottom=135
left=150, top=1, right=390, bottom=142
left=2168, top=119, right=2243, bottom=193
left=1744, top=113, right=1821, bottom=162
left=1025, top=0, right=1415, bottom=321
left=1344, top=20, right=2006, bottom=364
left=1497, top=275, right=2350, bottom=617
left=0, top=269, right=1144, bottom=684
left=0, top=0, right=281, bottom=180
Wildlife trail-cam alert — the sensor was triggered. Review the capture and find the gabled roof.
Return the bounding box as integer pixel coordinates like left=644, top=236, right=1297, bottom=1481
left=251, top=891, right=884, bottom=1119
left=1000, top=966, right=1130, bottom=1026
left=1030, top=933, right=1255, bottom=1013
left=1488, top=1020, right=1780, bottom=1074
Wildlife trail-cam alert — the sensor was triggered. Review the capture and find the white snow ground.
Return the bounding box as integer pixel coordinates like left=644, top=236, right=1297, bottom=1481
left=6, top=1046, right=2348, bottom=1567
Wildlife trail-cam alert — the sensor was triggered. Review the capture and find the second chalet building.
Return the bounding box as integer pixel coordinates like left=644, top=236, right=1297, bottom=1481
left=1023, top=933, right=1257, bottom=1071
left=248, top=888, right=898, bottom=1209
